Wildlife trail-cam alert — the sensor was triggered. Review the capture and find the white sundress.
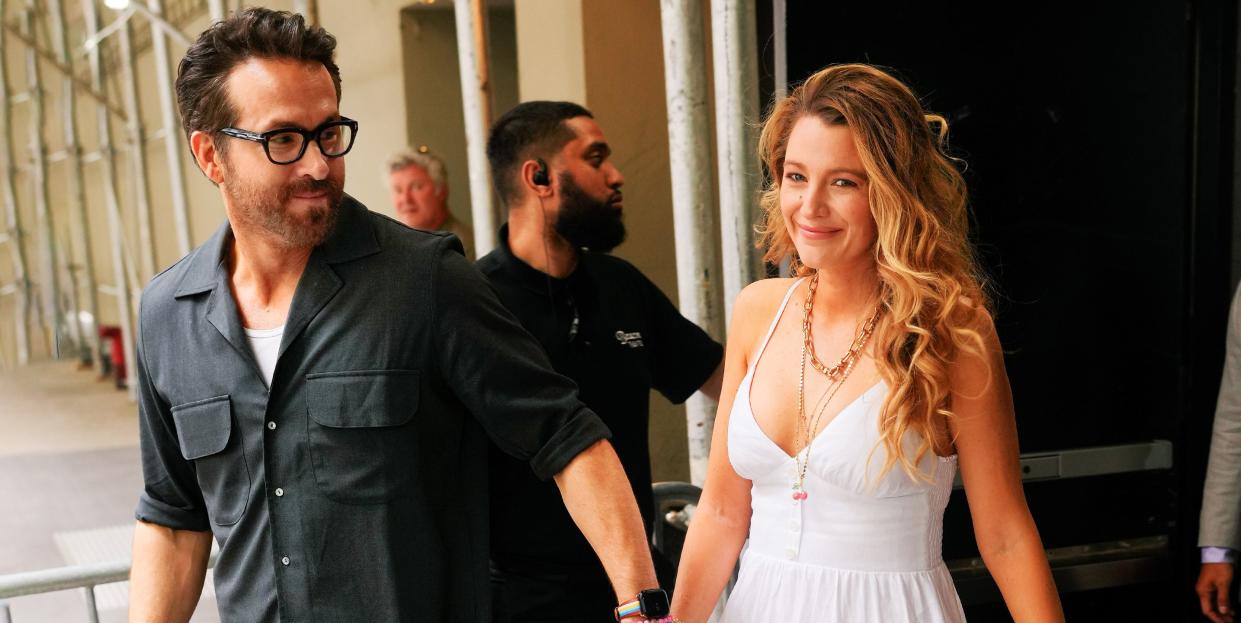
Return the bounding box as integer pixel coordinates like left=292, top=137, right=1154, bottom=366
left=720, top=279, right=967, bottom=623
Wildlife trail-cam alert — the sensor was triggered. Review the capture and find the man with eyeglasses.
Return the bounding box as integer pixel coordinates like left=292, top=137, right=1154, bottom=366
left=128, top=9, right=661, bottom=623
left=478, top=102, right=724, bottom=623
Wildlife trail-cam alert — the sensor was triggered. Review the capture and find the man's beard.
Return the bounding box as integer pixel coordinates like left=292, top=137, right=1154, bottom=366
left=554, top=171, right=625, bottom=253
left=222, top=157, right=344, bottom=250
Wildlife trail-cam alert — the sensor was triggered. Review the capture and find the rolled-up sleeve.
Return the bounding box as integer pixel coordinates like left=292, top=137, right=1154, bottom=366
left=133, top=303, right=211, bottom=532
left=430, top=237, right=611, bottom=480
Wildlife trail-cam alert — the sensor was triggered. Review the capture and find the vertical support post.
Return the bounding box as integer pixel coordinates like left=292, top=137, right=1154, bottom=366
left=293, top=0, right=318, bottom=26
left=711, top=0, right=761, bottom=325
left=207, top=0, right=226, bottom=21
left=83, top=0, right=136, bottom=392
left=23, top=2, right=65, bottom=358
left=772, top=0, right=787, bottom=100
left=147, top=0, right=192, bottom=256
left=772, top=0, right=790, bottom=278
left=659, top=0, right=723, bottom=486
left=50, top=0, right=102, bottom=367
left=0, top=0, right=32, bottom=365
left=83, top=585, right=100, bottom=623
left=454, top=0, right=498, bottom=256
left=118, top=18, right=157, bottom=282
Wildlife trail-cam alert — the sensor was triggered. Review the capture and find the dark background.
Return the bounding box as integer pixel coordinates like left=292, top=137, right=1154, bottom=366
left=764, top=0, right=1238, bottom=619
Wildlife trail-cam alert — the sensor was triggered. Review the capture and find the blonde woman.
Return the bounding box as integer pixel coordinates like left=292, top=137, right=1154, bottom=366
left=670, top=65, right=1063, bottom=622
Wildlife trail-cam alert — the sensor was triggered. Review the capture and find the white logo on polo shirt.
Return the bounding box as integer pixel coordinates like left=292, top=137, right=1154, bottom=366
left=614, top=330, right=645, bottom=348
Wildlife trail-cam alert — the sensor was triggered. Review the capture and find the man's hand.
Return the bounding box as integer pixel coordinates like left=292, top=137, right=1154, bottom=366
left=1198, top=562, right=1236, bottom=623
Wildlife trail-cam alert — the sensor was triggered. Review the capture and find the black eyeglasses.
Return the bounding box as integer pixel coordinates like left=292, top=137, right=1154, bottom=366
left=219, top=117, right=358, bottom=165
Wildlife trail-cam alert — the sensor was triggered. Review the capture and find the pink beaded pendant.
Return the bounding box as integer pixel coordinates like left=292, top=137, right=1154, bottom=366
left=791, top=490, right=808, bottom=501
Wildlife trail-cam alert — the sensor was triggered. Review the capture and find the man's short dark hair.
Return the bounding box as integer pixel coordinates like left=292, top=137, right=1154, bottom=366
left=175, top=7, right=342, bottom=152
left=486, top=101, right=593, bottom=205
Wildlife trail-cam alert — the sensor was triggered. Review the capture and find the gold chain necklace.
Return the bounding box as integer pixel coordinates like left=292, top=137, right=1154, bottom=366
left=802, top=272, right=881, bottom=381
left=792, top=273, right=880, bottom=501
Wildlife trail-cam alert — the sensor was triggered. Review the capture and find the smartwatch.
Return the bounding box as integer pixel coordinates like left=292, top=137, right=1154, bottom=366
left=614, top=588, right=671, bottom=621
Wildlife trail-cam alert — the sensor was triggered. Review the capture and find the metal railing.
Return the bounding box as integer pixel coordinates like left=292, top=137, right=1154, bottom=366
left=0, top=553, right=216, bottom=623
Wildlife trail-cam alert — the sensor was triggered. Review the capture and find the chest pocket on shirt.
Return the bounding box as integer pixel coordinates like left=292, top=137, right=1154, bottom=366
left=172, top=395, right=251, bottom=526
left=305, top=369, right=420, bottom=504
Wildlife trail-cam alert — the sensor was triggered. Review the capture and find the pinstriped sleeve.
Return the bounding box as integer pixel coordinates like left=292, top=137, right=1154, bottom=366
left=1200, top=283, right=1241, bottom=550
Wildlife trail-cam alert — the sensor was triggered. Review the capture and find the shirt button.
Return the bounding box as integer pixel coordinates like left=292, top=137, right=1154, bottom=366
left=275, top=488, right=285, bottom=497
left=267, top=421, right=277, bottom=430
left=281, top=556, right=291, bottom=566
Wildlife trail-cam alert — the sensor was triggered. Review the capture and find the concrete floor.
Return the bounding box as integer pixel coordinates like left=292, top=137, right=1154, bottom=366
left=0, top=360, right=218, bottom=622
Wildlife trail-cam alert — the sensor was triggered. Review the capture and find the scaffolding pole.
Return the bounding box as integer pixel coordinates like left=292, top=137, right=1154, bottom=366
left=50, top=0, right=101, bottom=367
left=292, top=0, right=318, bottom=26
left=117, top=19, right=156, bottom=282
left=454, top=0, right=497, bottom=257
left=0, top=0, right=31, bottom=365
left=207, top=0, right=225, bottom=21
left=23, top=2, right=65, bottom=358
left=82, top=0, right=136, bottom=391
left=147, top=0, right=191, bottom=256
left=659, top=0, right=723, bottom=486
left=711, top=0, right=761, bottom=326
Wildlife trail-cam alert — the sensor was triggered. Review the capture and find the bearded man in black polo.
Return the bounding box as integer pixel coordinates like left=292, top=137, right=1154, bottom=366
left=479, top=101, right=725, bottom=623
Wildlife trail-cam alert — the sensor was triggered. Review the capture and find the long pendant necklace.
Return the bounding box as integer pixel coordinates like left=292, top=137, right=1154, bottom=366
left=792, top=272, right=881, bottom=501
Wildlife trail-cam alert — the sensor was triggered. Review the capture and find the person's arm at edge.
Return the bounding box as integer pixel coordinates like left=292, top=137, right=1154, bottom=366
left=554, top=439, right=659, bottom=604
left=950, top=308, right=1063, bottom=623
left=670, top=282, right=767, bottom=623
left=1198, top=284, right=1241, bottom=623
left=129, top=521, right=212, bottom=623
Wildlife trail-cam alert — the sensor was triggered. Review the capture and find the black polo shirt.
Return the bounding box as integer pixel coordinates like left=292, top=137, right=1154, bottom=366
left=477, top=225, right=723, bottom=574
left=133, top=198, right=610, bottom=623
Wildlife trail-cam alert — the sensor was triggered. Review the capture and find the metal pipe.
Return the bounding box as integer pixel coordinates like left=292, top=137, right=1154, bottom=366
left=453, top=0, right=498, bottom=256
left=80, top=6, right=136, bottom=53
left=711, top=0, right=761, bottom=325
left=147, top=0, right=192, bottom=256
left=292, top=0, right=318, bottom=26
left=659, top=0, right=723, bottom=486
left=773, top=0, right=790, bottom=278
left=83, top=0, right=137, bottom=392
left=117, top=19, right=157, bottom=281
left=207, top=0, right=226, bottom=21
left=127, top=3, right=194, bottom=47
left=23, top=2, right=64, bottom=358
left=1, top=22, right=127, bottom=120
left=84, top=585, right=100, bottom=623
left=51, top=0, right=102, bottom=368
left=773, top=0, right=787, bottom=100
left=0, top=0, right=32, bottom=365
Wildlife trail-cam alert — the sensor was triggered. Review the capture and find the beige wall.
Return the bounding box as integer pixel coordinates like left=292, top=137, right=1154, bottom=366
left=514, top=0, right=585, bottom=103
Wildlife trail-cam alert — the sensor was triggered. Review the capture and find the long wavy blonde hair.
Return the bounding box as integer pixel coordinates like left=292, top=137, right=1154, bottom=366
left=757, top=64, right=990, bottom=481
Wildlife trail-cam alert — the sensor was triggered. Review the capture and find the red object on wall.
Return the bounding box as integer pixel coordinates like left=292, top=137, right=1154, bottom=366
left=98, top=326, right=125, bottom=388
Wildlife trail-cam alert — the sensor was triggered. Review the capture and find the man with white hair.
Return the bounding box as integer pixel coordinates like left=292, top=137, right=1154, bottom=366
left=387, top=147, right=475, bottom=259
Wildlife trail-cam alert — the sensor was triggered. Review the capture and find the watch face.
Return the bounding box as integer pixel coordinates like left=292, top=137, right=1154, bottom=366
left=639, top=589, right=671, bottom=617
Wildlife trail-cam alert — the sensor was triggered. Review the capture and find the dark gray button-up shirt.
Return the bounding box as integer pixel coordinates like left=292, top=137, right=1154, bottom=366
left=134, top=197, right=610, bottom=622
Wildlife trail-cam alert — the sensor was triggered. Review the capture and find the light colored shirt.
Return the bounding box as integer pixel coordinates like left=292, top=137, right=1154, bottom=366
left=244, top=325, right=284, bottom=387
